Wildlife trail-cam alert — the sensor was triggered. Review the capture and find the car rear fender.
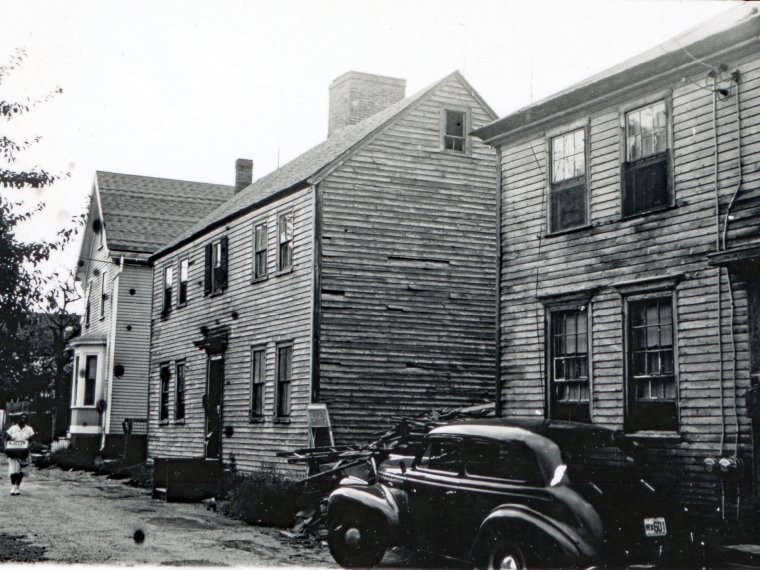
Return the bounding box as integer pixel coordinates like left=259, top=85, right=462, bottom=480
left=328, top=484, right=402, bottom=542
left=469, top=504, right=594, bottom=566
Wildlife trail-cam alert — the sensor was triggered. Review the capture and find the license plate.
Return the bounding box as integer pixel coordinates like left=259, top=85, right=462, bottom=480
left=644, top=517, right=667, bottom=537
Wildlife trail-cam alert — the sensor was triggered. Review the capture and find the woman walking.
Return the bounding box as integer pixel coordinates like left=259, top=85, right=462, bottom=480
left=5, top=414, right=34, bottom=495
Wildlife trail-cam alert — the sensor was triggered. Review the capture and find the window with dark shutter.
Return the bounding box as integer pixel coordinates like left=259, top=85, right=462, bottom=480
left=550, top=129, right=587, bottom=232
left=623, top=101, right=670, bottom=217
left=159, top=364, right=170, bottom=422
left=218, top=236, right=228, bottom=291
left=206, top=237, right=229, bottom=295
left=204, top=244, right=212, bottom=295
left=626, top=296, right=678, bottom=432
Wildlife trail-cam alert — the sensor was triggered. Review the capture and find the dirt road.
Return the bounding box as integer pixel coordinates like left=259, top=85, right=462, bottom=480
left=0, top=465, right=336, bottom=567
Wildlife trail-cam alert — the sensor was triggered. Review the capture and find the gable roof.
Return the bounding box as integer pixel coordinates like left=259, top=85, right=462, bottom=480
left=96, top=171, right=234, bottom=254
left=473, top=4, right=760, bottom=145
left=153, top=71, right=495, bottom=260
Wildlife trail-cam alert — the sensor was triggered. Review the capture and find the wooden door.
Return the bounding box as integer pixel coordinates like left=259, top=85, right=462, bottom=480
left=205, top=357, right=224, bottom=460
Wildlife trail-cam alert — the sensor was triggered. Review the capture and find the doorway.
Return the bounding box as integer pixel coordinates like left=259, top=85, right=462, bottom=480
left=205, top=357, right=224, bottom=460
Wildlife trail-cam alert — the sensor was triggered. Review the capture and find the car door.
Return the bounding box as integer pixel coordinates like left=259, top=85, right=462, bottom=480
left=405, top=436, right=463, bottom=557
left=455, top=437, right=549, bottom=558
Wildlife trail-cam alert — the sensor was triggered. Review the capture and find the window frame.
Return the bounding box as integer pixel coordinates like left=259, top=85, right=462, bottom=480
left=159, top=363, right=170, bottom=424
left=205, top=236, right=229, bottom=295
left=618, top=91, right=674, bottom=219
left=623, top=291, right=679, bottom=433
left=178, top=258, right=189, bottom=306
left=463, top=437, right=545, bottom=485
left=71, top=355, right=80, bottom=407
left=274, top=342, right=293, bottom=419
left=441, top=108, right=470, bottom=154
left=250, top=345, right=267, bottom=421
left=546, top=122, right=590, bottom=234
left=174, top=361, right=186, bottom=422
left=276, top=210, right=294, bottom=274
left=162, top=265, right=173, bottom=314
left=84, top=283, right=92, bottom=328
left=414, top=435, right=463, bottom=475
left=252, top=220, right=269, bottom=283
left=547, top=306, right=591, bottom=423
left=83, top=354, right=98, bottom=407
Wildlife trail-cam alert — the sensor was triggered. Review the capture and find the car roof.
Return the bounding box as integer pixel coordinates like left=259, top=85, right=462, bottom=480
left=431, top=418, right=634, bottom=455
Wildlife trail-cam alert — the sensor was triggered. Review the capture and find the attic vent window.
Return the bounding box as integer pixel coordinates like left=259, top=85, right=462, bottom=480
left=444, top=110, right=466, bottom=152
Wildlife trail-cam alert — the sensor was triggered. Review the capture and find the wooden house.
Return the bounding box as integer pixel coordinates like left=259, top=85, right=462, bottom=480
left=69, top=172, right=233, bottom=455
left=147, top=71, right=498, bottom=476
left=473, top=5, right=760, bottom=523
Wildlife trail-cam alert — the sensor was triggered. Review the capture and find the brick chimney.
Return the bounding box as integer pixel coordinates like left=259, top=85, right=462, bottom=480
left=328, top=72, right=406, bottom=137
left=235, top=159, right=253, bottom=194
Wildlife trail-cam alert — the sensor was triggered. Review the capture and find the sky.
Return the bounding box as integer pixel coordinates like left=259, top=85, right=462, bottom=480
left=0, top=0, right=739, bottom=303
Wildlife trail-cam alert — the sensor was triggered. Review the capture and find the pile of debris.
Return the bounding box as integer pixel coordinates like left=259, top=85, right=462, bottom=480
left=279, top=402, right=495, bottom=536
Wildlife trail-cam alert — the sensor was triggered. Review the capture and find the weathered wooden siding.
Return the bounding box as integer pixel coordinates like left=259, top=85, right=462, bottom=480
left=109, top=263, right=152, bottom=430
left=319, top=76, right=498, bottom=444
left=148, top=187, right=313, bottom=476
left=498, top=50, right=760, bottom=515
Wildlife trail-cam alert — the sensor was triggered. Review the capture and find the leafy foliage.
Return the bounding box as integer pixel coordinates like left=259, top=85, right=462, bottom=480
left=0, top=49, right=80, bottom=409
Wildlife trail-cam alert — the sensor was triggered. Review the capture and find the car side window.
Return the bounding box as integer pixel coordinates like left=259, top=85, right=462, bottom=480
left=418, top=437, right=462, bottom=474
left=465, top=439, right=544, bottom=484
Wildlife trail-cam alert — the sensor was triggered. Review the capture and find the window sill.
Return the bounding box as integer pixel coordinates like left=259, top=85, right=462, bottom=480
left=158, top=420, right=169, bottom=427
left=173, top=419, right=185, bottom=425
left=251, top=275, right=268, bottom=285
left=160, top=311, right=171, bottom=318
left=545, top=224, right=593, bottom=238
left=177, top=302, right=187, bottom=309
left=249, top=417, right=265, bottom=424
left=620, top=204, right=677, bottom=222
left=626, top=431, right=681, bottom=442
left=274, top=267, right=293, bottom=277
left=273, top=417, right=291, bottom=424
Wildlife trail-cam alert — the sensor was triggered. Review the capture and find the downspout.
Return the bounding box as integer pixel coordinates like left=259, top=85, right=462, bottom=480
left=494, top=151, right=503, bottom=417
left=710, top=72, right=726, bottom=459
left=102, top=255, right=124, bottom=449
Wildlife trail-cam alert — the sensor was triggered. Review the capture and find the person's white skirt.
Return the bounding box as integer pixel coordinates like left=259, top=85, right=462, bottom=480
left=7, top=457, right=27, bottom=476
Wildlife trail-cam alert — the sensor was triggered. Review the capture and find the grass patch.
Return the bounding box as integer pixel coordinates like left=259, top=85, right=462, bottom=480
left=223, top=464, right=309, bottom=528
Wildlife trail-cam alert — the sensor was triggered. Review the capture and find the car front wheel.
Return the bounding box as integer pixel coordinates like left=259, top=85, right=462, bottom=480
left=484, top=541, right=527, bottom=570
left=328, top=509, right=387, bottom=569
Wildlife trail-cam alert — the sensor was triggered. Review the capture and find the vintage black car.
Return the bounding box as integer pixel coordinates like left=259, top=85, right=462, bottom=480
left=326, top=418, right=695, bottom=569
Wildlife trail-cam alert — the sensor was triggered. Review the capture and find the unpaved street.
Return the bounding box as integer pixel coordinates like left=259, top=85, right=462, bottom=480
left=0, top=465, right=336, bottom=567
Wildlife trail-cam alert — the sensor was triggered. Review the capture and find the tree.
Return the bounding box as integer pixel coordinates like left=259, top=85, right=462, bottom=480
left=0, top=48, right=76, bottom=410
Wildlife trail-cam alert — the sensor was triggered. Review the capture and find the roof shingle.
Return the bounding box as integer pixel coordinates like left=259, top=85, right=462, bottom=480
left=96, top=171, right=234, bottom=254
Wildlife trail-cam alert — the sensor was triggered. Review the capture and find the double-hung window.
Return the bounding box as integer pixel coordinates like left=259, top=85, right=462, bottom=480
left=549, top=309, right=590, bottom=422
left=550, top=129, right=587, bottom=232
left=159, top=364, right=170, bottom=422
left=162, top=266, right=173, bottom=313
left=204, top=237, right=228, bottom=295
left=175, top=362, right=185, bottom=421
left=250, top=347, right=266, bottom=419
left=444, top=110, right=466, bottom=152
left=626, top=296, right=677, bottom=432
left=178, top=259, right=189, bottom=305
left=623, top=101, right=671, bottom=216
left=84, top=355, right=97, bottom=406
left=275, top=344, right=292, bottom=418
left=253, top=222, right=268, bottom=280
left=278, top=212, right=293, bottom=272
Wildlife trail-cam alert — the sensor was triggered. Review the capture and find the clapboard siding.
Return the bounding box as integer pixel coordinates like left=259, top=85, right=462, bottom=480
left=319, top=75, right=498, bottom=444
left=108, top=264, right=152, bottom=431
left=148, top=188, right=313, bottom=476
left=497, top=48, right=760, bottom=518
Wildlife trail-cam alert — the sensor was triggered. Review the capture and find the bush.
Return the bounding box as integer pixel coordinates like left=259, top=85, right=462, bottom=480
left=40, top=446, right=97, bottom=471
left=121, top=462, right=153, bottom=488
left=224, top=464, right=308, bottom=527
